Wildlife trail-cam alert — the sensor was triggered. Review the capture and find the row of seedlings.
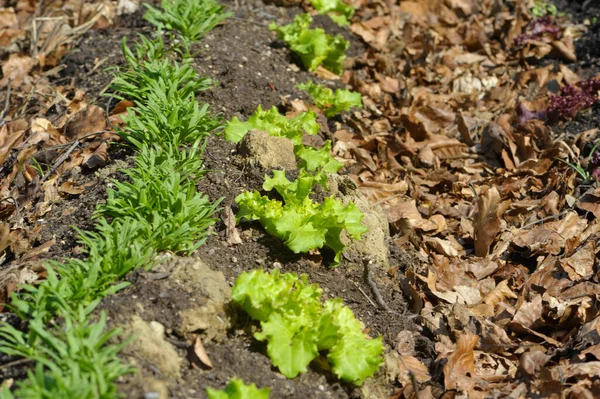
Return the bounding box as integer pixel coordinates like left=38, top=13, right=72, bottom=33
left=0, top=0, right=231, bottom=397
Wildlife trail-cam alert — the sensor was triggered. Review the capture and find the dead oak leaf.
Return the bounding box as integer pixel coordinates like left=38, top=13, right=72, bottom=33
left=0, top=120, right=27, bottom=165
left=444, top=333, right=479, bottom=391
left=0, top=53, right=36, bottom=87
left=64, top=105, right=107, bottom=140
left=473, top=186, right=502, bottom=257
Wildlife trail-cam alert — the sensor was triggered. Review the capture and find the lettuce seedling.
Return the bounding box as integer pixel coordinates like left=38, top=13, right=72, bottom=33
left=225, top=105, right=319, bottom=145
left=225, top=106, right=343, bottom=173
left=206, top=378, right=270, bottom=399
left=309, top=0, right=355, bottom=26
left=232, top=269, right=384, bottom=384
left=298, top=81, right=362, bottom=117
left=235, top=170, right=367, bottom=266
left=269, top=14, right=349, bottom=75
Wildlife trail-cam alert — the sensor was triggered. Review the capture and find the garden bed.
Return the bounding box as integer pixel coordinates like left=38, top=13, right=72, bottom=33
left=1, top=0, right=600, bottom=398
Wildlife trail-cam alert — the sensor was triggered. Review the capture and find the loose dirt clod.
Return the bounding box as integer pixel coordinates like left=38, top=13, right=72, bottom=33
left=158, top=256, right=231, bottom=341
left=123, top=316, right=183, bottom=379
left=329, top=174, right=390, bottom=266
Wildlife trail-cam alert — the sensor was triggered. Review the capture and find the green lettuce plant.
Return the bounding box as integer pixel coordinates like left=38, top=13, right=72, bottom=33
left=235, top=169, right=367, bottom=266
left=232, top=269, right=384, bottom=385
left=298, top=81, right=362, bottom=117
left=225, top=105, right=342, bottom=173
left=269, top=14, right=348, bottom=75
left=206, top=378, right=270, bottom=399
left=308, top=0, right=355, bottom=26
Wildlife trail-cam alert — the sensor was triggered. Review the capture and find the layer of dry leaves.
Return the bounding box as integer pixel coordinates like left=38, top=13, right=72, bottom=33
left=312, top=0, right=600, bottom=397
left=0, top=0, right=132, bottom=310
left=2, top=0, right=600, bottom=397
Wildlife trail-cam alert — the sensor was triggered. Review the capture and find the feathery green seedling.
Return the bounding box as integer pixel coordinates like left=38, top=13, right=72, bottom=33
left=270, top=14, right=349, bottom=75
left=1, top=1, right=227, bottom=397
left=298, top=81, right=362, bottom=117
left=119, top=91, right=221, bottom=149
left=308, top=0, right=354, bottom=26
left=9, top=218, right=154, bottom=322
left=108, top=37, right=213, bottom=105
left=0, top=311, right=133, bottom=399
left=97, top=145, right=219, bottom=254
left=144, top=0, right=231, bottom=52
left=225, top=105, right=342, bottom=173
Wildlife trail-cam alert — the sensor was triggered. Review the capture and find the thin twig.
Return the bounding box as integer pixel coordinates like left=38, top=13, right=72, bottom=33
left=363, top=258, right=394, bottom=313
left=398, top=356, right=421, bottom=398
left=39, top=140, right=79, bottom=185
left=0, top=357, right=34, bottom=370
left=0, top=79, right=12, bottom=128
left=520, top=210, right=570, bottom=230
left=353, top=281, right=377, bottom=308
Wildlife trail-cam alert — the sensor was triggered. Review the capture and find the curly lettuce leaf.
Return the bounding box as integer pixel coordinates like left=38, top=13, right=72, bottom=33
left=235, top=170, right=366, bottom=265
left=226, top=106, right=340, bottom=172
left=231, top=269, right=296, bottom=322
left=224, top=106, right=319, bottom=145
left=308, top=0, right=355, bottom=26
left=206, top=378, right=271, bottom=399
left=298, top=81, right=362, bottom=118
left=296, top=141, right=343, bottom=173
left=328, top=333, right=384, bottom=385
left=270, top=14, right=349, bottom=75
left=232, top=270, right=384, bottom=384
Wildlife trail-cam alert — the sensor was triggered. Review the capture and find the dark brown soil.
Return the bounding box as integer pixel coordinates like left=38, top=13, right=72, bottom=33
left=7, top=1, right=428, bottom=398
left=12, top=0, right=600, bottom=397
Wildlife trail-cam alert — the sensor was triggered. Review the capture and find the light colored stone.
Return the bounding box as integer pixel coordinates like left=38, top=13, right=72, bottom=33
left=328, top=175, right=390, bottom=266
left=238, top=129, right=297, bottom=170
left=124, top=316, right=182, bottom=379
left=155, top=256, right=231, bottom=341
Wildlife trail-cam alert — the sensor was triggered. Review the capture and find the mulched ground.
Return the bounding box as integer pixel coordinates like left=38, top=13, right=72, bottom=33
left=2, top=0, right=600, bottom=398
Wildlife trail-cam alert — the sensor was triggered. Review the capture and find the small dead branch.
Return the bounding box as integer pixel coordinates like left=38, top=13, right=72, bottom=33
left=363, top=258, right=394, bottom=313
left=0, top=80, right=12, bottom=128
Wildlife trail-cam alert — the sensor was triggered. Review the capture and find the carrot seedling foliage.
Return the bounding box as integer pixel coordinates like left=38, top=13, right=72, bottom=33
left=235, top=170, right=367, bottom=266
left=225, top=105, right=343, bottom=173
left=206, top=378, right=271, bottom=399
left=269, top=14, right=349, bottom=75
left=232, top=269, right=384, bottom=385
left=144, top=0, right=231, bottom=55
left=298, top=81, right=362, bottom=117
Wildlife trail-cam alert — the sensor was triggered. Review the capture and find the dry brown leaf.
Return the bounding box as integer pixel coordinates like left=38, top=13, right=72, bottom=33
left=444, top=333, right=478, bottom=390
left=519, top=350, right=551, bottom=378
left=59, top=182, right=85, bottom=195
left=473, top=186, right=502, bottom=257
left=0, top=53, right=36, bottom=87
left=192, top=335, right=213, bottom=369
left=224, top=205, right=242, bottom=245
left=482, top=280, right=517, bottom=309
left=560, top=240, right=595, bottom=282
left=0, top=120, right=27, bottom=164
left=64, top=105, right=107, bottom=140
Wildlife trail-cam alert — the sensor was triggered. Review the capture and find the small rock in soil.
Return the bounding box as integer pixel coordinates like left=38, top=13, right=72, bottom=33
left=238, top=129, right=297, bottom=171
left=329, top=174, right=390, bottom=266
